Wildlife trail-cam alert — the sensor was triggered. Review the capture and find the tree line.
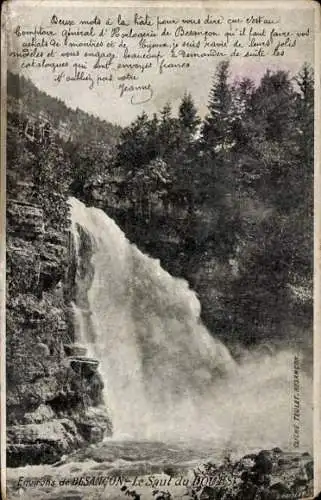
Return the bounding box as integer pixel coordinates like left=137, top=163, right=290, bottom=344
left=111, top=60, right=313, bottom=345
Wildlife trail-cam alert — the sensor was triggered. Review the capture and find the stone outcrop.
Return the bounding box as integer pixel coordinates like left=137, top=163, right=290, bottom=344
left=7, top=419, right=83, bottom=467
left=6, top=190, right=112, bottom=467
left=76, top=406, right=112, bottom=443
left=7, top=200, right=45, bottom=240
left=23, top=403, right=55, bottom=424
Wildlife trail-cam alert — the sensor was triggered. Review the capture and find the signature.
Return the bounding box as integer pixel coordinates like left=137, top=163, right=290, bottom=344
left=118, top=82, right=154, bottom=104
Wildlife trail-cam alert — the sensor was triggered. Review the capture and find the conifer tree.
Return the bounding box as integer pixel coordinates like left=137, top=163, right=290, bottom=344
left=201, top=60, right=234, bottom=151
left=116, top=111, right=151, bottom=174
left=178, top=92, right=200, bottom=139
left=158, top=102, right=180, bottom=160
left=294, top=62, right=314, bottom=192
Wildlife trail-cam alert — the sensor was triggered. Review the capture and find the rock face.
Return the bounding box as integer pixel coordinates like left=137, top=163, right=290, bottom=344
left=77, top=406, right=112, bottom=444
left=6, top=190, right=112, bottom=467
left=7, top=200, right=45, bottom=240
left=7, top=420, right=83, bottom=467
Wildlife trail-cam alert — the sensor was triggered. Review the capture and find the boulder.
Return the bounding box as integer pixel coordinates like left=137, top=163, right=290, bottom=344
left=200, top=486, right=215, bottom=499
left=23, top=403, right=55, bottom=424
left=253, top=451, right=273, bottom=475
left=239, top=456, right=255, bottom=470
left=305, top=460, right=313, bottom=480
left=269, top=481, right=292, bottom=495
left=40, top=241, right=68, bottom=288
left=76, top=405, right=113, bottom=443
left=64, top=344, right=88, bottom=357
left=69, top=357, right=99, bottom=376
left=277, top=457, right=293, bottom=468
left=7, top=419, right=83, bottom=466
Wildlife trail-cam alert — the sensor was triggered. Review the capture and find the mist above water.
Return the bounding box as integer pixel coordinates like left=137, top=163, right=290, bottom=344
left=69, top=197, right=312, bottom=452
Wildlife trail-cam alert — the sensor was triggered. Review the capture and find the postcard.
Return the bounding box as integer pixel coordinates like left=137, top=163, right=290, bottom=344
left=2, top=1, right=320, bottom=498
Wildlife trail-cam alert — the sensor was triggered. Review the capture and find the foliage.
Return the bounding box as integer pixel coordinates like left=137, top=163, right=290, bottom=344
left=201, top=60, right=235, bottom=151
left=113, top=61, right=313, bottom=346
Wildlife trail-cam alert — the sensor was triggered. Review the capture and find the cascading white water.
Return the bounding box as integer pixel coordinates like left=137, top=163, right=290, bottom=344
left=69, top=197, right=312, bottom=451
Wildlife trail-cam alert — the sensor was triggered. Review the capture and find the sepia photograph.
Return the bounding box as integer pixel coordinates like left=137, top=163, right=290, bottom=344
left=2, top=1, right=320, bottom=498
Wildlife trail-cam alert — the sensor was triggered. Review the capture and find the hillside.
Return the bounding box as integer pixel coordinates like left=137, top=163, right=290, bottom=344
left=7, top=71, right=122, bottom=147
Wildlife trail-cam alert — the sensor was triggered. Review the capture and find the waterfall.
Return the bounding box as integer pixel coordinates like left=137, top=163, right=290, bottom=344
left=69, top=197, right=312, bottom=450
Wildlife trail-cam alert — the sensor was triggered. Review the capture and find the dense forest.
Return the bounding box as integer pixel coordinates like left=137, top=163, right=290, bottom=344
left=7, top=61, right=313, bottom=350
left=106, top=61, right=313, bottom=349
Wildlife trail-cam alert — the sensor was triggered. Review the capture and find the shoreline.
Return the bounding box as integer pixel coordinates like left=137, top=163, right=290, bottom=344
left=6, top=445, right=314, bottom=499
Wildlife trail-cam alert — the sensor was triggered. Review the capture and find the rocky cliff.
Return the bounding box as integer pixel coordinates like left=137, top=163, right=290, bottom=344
left=6, top=189, right=112, bottom=467
left=5, top=79, right=122, bottom=466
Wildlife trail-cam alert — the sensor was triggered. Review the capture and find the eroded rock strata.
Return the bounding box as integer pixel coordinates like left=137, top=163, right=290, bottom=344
left=6, top=194, right=112, bottom=467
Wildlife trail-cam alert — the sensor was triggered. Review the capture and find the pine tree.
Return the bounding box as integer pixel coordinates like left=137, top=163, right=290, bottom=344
left=191, top=62, right=241, bottom=261
left=178, top=92, right=200, bottom=138
left=230, top=77, right=255, bottom=143
left=160, top=102, right=172, bottom=122
left=145, top=113, right=160, bottom=159
left=251, top=70, right=296, bottom=144
left=294, top=63, right=314, bottom=186
left=116, top=111, right=151, bottom=175
left=158, top=102, right=180, bottom=160
left=201, top=60, right=234, bottom=152
left=233, top=70, right=298, bottom=208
